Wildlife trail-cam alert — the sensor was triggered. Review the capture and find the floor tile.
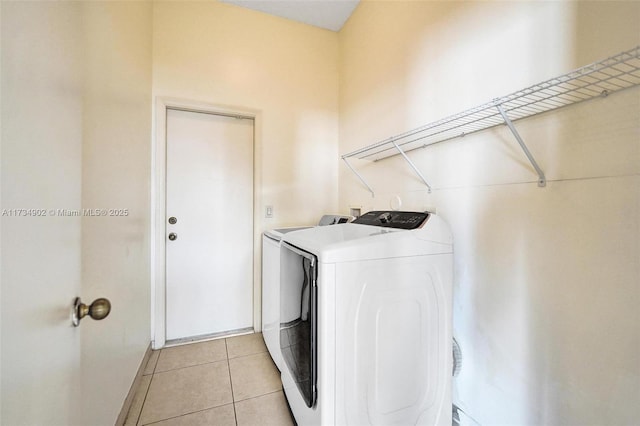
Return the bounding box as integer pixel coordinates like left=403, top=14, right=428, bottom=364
left=124, top=374, right=152, bottom=426
left=145, top=404, right=236, bottom=426
left=144, top=350, right=160, bottom=375
left=155, top=339, right=227, bottom=373
left=235, top=391, right=293, bottom=426
left=139, top=361, right=233, bottom=425
left=229, top=352, right=281, bottom=401
left=226, top=333, right=268, bottom=359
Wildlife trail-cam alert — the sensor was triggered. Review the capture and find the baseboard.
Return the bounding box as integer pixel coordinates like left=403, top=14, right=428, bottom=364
left=115, top=343, right=153, bottom=426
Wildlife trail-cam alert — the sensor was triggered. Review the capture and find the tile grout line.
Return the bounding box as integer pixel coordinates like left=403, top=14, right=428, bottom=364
left=153, top=357, right=229, bottom=375
left=152, top=348, right=268, bottom=375
left=138, top=337, right=269, bottom=425
left=140, top=403, right=236, bottom=426
left=135, top=375, right=153, bottom=426
left=228, top=349, right=268, bottom=360
left=136, top=351, right=159, bottom=426
left=139, top=344, right=234, bottom=426
left=150, top=350, right=159, bottom=375
left=225, top=338, right=239, bottom=426
left=232, top=388, right=285, bottom=404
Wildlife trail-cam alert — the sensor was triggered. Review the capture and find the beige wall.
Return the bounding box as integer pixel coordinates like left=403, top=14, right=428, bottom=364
left=80, top=2, right=152, bottom=423
left=152, top=0, right=340, bottom=340
left=153, top=1, right=340, bottom=229
left=339, top=1, right=639, bottom=424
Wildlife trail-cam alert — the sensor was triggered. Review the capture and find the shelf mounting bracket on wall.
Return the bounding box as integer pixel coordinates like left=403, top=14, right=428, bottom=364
left=391, top=139, right=432, bottom=193
left=341, top=138, right=433, bottom=197
left=494, top=102, right=546, bottom=187
left=342, top=156, right=375, bottom=197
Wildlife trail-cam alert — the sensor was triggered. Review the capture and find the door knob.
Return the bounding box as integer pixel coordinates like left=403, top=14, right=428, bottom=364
left=168, top=232, right=178, bottom=241
left=72, top=297, right=111, bottom=327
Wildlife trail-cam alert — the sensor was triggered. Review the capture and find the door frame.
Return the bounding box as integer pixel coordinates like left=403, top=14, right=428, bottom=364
left=151, top=97, right=263, bottom=349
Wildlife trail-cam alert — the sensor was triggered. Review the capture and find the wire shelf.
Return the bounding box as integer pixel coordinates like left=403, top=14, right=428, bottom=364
left=342, top=46, right=640, bottom=162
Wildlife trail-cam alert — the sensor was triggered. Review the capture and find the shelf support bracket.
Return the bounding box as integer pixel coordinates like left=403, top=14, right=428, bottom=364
left=342, top=157, right=375, bottom=197
left=391, top=140, right=432, bottom=193
left=495, top=103, right=546, bottom=187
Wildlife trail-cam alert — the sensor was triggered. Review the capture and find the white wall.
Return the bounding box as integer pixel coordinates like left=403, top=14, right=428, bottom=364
left=1, top=2, right=152, bottom=425
left=339, top=1, right=639, bottom=424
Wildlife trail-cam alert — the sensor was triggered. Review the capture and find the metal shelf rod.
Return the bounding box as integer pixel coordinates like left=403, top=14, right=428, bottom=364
left=391, top=140, right=432, bottom=193
left=342, top=157, right=375, bottom=197
left=495, top=103, right=546, bottom=187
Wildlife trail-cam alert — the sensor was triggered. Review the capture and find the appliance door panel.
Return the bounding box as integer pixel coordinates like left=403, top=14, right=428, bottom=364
left=280, top=242, right=318, bottom=408
left=335, top=255, right=452, bottom=426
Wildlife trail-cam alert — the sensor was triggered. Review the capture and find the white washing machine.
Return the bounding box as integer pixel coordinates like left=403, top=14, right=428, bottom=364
left=262, top=215, right=353, bottom=371
left=279, top=211, right=453, bottom=425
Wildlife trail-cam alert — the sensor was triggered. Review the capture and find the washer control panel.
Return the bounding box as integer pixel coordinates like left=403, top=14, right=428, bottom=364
left=353, top=211, right=430, bottom=230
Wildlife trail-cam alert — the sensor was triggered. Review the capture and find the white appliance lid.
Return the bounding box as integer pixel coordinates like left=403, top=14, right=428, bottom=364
left=282, top=212, right=452, bottom=263
left=264, top=226, right=313, bottom=241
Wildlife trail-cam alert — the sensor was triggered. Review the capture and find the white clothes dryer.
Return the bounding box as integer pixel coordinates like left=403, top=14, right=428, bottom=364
left=279, top=211, right=453, bottom=426
left=262, top=215, right=353, bottom=371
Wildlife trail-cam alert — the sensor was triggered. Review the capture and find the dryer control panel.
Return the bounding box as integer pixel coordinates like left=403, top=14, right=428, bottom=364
left=353, top=211, right=430, bottom=230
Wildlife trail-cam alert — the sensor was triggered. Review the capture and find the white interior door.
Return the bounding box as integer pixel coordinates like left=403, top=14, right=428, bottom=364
left=166, top=108, right=254, bottom=341
left=3, top=3, right=153, bottom=425
left=1, top=3, right=84, bottom=425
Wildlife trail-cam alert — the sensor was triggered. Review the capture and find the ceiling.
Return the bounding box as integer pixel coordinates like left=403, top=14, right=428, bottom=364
left=220, top=0, right=360, bottom=32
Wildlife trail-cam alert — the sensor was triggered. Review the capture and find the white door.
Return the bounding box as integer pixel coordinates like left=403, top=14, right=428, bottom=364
left=3, top=2, right=153, bottom=425
left=165, top=108, right=254, bottom=341
left=1, top=3, right=84, bottom=425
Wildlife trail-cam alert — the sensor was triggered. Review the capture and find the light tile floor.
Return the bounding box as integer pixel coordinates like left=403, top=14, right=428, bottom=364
left=124, top=333, right=294, bottom=426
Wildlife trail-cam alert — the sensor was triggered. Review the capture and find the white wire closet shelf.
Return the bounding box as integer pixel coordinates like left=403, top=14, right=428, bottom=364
left=342, top=46, right=640, bottom=194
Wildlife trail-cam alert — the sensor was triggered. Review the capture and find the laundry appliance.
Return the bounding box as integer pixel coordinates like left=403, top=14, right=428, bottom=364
left=262, top=215, right=353, bottom=371
left=279, top=211, right=453, bottom=425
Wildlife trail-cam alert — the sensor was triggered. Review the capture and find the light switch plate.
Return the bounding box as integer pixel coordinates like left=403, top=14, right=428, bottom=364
left=265, top=205, right=273, bottom=218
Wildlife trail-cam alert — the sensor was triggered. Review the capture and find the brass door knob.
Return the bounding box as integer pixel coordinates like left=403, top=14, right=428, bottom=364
left=72, top=297, right=111, bottom=327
